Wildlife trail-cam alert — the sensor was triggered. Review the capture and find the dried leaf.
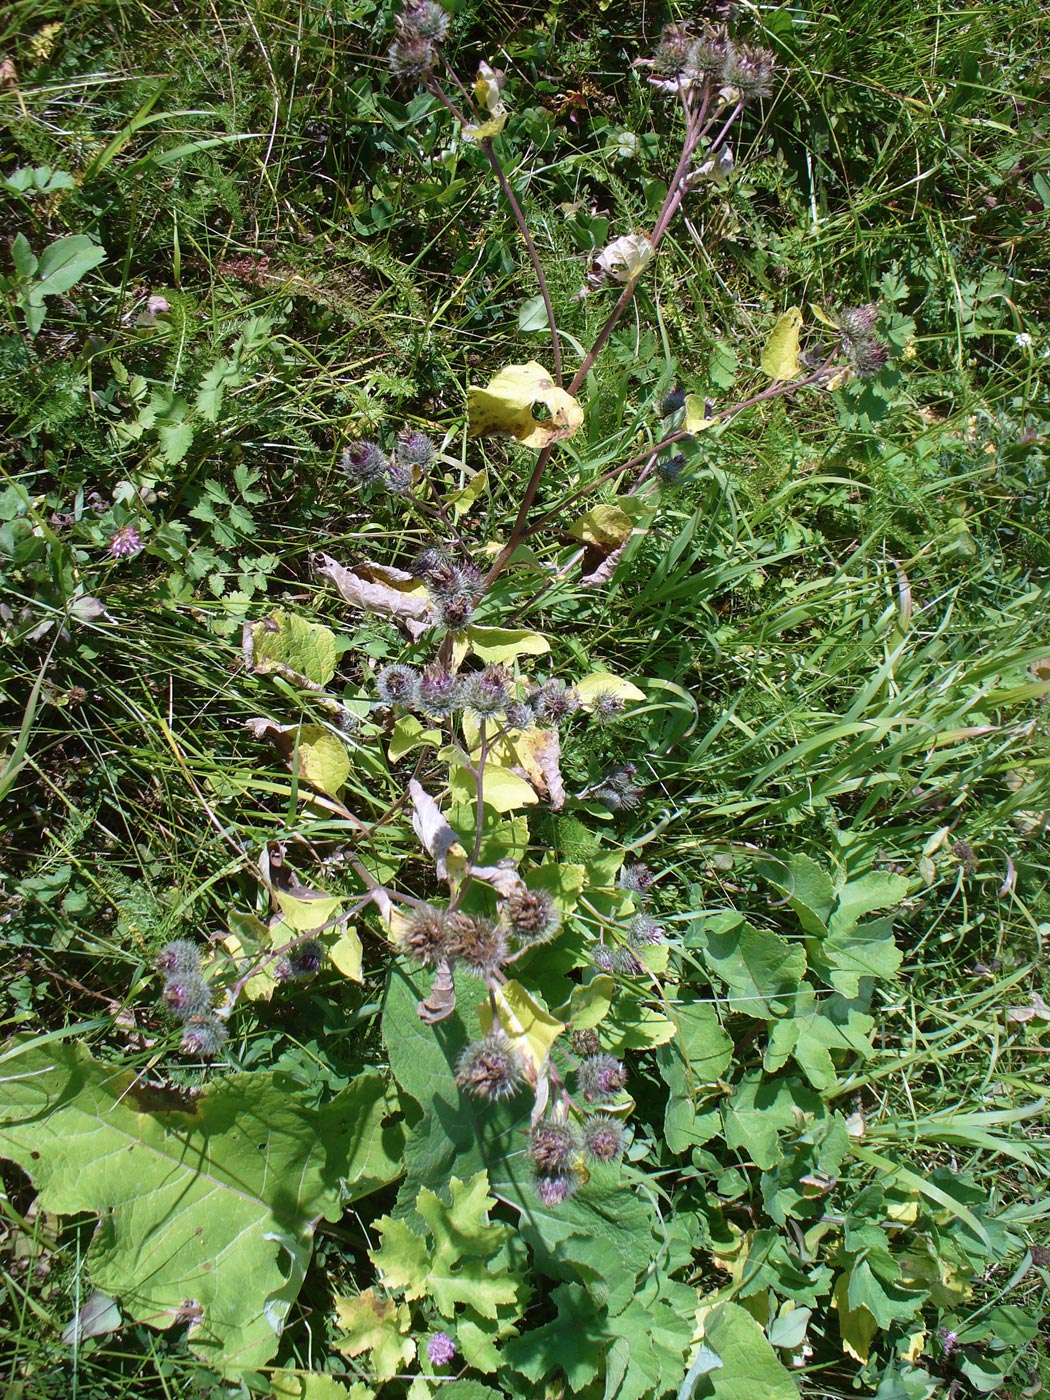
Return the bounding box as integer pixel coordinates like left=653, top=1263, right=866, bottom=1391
left=595, top=232, right=655, bottom=283
left=418, top=959, right=457, bottom=1024
left=515, top=727, right=565, bottom=811
left=580, top=537, right=628, bottom=588
left=409, top=779, right=467, bottom=881
left=463, top=61, right=508, bottom=139
left=319, top=555, right=430, bottom=635
left=467, top=361, right=583, bottom=450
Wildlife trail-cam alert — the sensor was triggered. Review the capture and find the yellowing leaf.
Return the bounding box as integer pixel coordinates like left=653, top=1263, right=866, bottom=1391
left=479, top=979, right=565, bottom=1078
left=245, top=611, right=337, bottom=687
left=808, top=302, right=838, bottom=328
left=684, top=393, right=718, bottom=433
left=297, top=726, right=350, bottom=797
left=567, top=504, right=633, bottom=547
left=274, top=887, right=343, bottom=933
left=328, top=927, right=363, bottom=982
left=221, top=930, right=277, bottom=1002
left=445, top=469, right=487, bottom=520
left=464, top=61, right=508, bottom=138
left=448, top=756, right=539, bottom=813
left=576, top=672, right=645, bottom=707
left=468, top=361, right=583, bottom=449
left=334, top=1290, right=415, bottom=1382
left=464, top=625, right=550, bottom=664
left=760, top=307, right=804, bottom=381
left=832, top=1273, right=877, bottom=1363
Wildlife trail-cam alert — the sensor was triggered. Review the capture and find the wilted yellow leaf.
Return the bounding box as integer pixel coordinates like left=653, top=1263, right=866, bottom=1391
left=468, top=361, right=583, bottom=449
left=297, top=726, right=350, bottom=797
left=575, top=672, right=645, bottom=707
left=447, top=755, right=539, bottom=812
left=274, top=887, right=344, bottom=932
left=684, top=393, right=717, bottom=433
left=567, top=503, right=633, bottom=547
left=464, top=61, right=508, bottom=139
left=464, top=625, right=550, bottom=664
left=445, top=469, right=487, bottom=520
left=760, top=307, right=804, bottom=381
left=832, top=1273, right=877, bottom=1363
left=479, top=979, right=565, bottom=1078
left=328, top=926, right=363, bottom=982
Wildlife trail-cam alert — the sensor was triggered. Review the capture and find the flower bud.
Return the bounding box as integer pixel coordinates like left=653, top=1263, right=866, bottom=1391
left=465, top=665, right=512, bottom=717
left=395, top=430, right=437, bottom=467
left=277, top=939, right=324, bottom=980
left=534, top=1171, right=578, bottom=1207
left=533, top=679, right=581, bottom=725
left=628, top=913, right=665, bottom=947
left=618, top=862, right=654, bottom=895
left=660, top=386, right=686, bottom=415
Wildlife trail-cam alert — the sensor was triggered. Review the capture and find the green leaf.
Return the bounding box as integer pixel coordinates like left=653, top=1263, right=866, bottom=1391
left=764, top=990, right=874, bottom=1089
left=518, top=294, right=550, bottom=332
left=389, top=714, right=443, bottom=761
left=463, top=625, right=550, bottom=664
left=34, top=234, right=105, bottom=296
left=502, top=1283, right=610, bottom=1388
left=445, top=469, right=487, bottom=521
left=753, top=853, right=837, bottom=935
left=417, top=1173, right=524, bottom=1318
left=0, top=1043, right=400, bottom=1374
left=700, top=1301, right=801, bottom=1400
left=249, top=611, right=338, bottom=686
left=828, top=872, right=911, bottom=936
left=11, top=233, right=38, bottom=279
left=812, top=917, right=901, bottom=996
left=158, top=419, right=194, bottom=465
left=370, top=1216, right=432, bottom=1299
left=274, top=886, right=343, bottom=932
left=760, top=308, right=803, bottom=382
left=658, top=1001, right=733, bottom=1154
left=271, top=1370, right=370, bottom=1400
left=695, top=913, right=807, bottom=1018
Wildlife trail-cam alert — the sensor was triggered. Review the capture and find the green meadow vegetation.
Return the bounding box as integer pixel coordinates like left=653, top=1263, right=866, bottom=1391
left=1, top=0, right=1048, bottom=1397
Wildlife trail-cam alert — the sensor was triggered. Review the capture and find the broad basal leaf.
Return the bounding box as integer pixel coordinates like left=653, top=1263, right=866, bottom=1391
left=700, top=1301, right=801, bottom=1400
left=694, top=912, right=806, bottom=1018
left=467, top=362, right=583, bottom=449
left=0, top=1043, right=400, bottom=1375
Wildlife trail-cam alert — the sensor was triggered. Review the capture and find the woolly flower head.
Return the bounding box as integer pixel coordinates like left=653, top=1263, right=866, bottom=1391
left=850, top=338, right=890, bottom=379
left=464, top=664, right=512, bottom=718
left=162, top=975, right=213, bottom=1021
left=275, top=939, right=324, bottom=980
left=581, top=1113, right=625, bottom=1163
left=619, top=862, right=655, bottom=896
left=455, top=1034, right=524, bottom=1100
left=397, top=905, right=449, bottom=968
left=528, top=1119, right=581, bottom=1173
left=534, top=1171, right=578, bottom=1207
left=445, top=911, right=507, bottom=977
left=155, top=939, right=201, bottom=976
left=577, top=1053, right=626, bottom=1104
left=435, top=593, right=475, bottom=632
left=628, top=912, right=665, bottom=947
left=180, top=1015, right=228, bottom=1059
left=500, top=887, right=561, bottom=946
left=376, top=663, right=419, bottom=708
left=341, top=439, right=388, bottom=484
left=417, top=665, right=462, bottom=718
left=722, top=42, right=775, bottom=101
left=395, top=430, right=437, bottom=468
left=533, top=679, right=581, bottom=726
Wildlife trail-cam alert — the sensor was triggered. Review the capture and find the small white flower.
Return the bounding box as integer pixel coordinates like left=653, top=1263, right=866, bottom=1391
left=1015, top=332, right=1033, bottom=348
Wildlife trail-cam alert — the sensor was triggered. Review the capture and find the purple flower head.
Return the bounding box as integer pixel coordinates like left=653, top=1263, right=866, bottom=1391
left=535, top=1172, right=578, bottom=1207
left=582, top=1113, right=625, bottom=1163
left=109, top=525, right=143, bottom=559
left=427, top=1331, right=456, bottom=1367
left=577, top=1053, right=626, bottom=1104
